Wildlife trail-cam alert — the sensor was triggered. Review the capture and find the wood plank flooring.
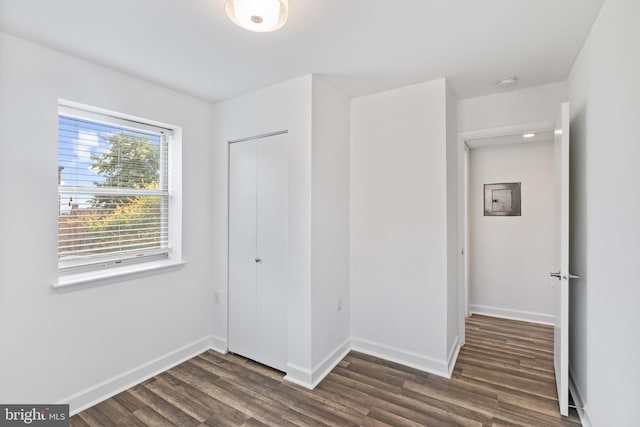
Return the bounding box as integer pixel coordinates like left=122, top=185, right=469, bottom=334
left=71, top=315, right=581, bottom=426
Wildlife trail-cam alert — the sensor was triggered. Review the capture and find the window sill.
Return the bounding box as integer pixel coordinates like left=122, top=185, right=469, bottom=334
left=53, top=259, right=186, bottom=289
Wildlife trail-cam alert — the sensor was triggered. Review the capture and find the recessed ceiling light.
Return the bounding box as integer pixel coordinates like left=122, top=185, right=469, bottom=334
left=225, top=0, right=288, bottom=32
left=523, top=133, right=536, bottom=138
left=497, top=76, right=519, bottom=88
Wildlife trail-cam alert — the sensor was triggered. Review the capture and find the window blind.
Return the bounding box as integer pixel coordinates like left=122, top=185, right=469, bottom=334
left=58, top=106, right=170, bottom=271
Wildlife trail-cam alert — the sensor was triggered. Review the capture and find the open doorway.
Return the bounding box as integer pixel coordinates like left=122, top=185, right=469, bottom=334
left=468, top=129, right=557, bottom=323
left=458, top=105, right=573, bottom=417
left=457, top=120, right=557, bottom=341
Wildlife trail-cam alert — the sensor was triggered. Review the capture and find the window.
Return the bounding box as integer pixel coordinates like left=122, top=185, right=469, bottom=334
left=57, top=101, right=181, bottom=283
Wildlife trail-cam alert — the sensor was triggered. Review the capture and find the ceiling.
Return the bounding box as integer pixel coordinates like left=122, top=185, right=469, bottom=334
left=0, top=0, right=604, bottom=103
left=466, top=129, right=555, bottom=149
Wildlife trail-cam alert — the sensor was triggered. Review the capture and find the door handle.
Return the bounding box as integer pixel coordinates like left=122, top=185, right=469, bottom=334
left=255, top=258, right=262, bottom=263
left=550, top=271, right=580, bottom=280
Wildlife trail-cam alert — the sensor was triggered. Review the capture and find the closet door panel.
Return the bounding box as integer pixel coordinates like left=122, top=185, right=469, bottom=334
left=228, top=141, right=258, bottom=359
left=256, top=136, right=288, bottom=372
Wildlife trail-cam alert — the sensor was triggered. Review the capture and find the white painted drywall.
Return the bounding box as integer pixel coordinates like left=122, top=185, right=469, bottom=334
left=445, top=82, right=459, bottom=358
left=458, top=82, right=567, bottom=132
left=210, top=76, right=314, bottom=384
left=350, top=79, right=451, bottom=373
left=567, top=0, right=640, bottom=424
left=469, top=141, right=556, bottom=323
left=310, top=77, right=351, bottom=378
left=0, top=33, right=215, bottom=409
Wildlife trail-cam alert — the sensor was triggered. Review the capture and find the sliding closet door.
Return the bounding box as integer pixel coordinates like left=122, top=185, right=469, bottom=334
left=228, top=133, right=288, bottom=372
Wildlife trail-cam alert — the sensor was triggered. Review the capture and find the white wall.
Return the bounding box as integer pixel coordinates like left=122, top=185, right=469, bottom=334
left=350, top=79, right=452, bottom=374
left=0, top=33, right=215, bottom=411
left=210, top=75, right=314, bottom=385
left=458, top=82, right=566, bottom=132
left=567, top=0, right=640, bottom=425
left=469, top=141, right=556, bottom=323
left=445, top=82, right=459, bottom=358
left=310, top=77, right=351, bottom=382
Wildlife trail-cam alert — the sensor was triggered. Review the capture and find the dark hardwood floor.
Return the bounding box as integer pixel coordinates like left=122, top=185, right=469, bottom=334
left=71, top=315, right=581, bottom=426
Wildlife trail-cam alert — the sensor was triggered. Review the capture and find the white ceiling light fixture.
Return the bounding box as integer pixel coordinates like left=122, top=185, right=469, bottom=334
left=523, top=133, right=536, bottom=138
left=225, top=0, right=288, bottom=32
left=497, top=76, right=519, bottom=88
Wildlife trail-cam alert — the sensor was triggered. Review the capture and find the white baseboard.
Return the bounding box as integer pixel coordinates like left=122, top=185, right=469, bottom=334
left=310, top=339, right=351, bottom=388
left=284, top=363, right=314, bottom=389
left=210, top=335, right=228, bottom=354
left=284, top=339, right=351, bottom=390
left=470, top=304, right=553, bottom=325
left=569, top=370, right=592, bottom=427
left=62, top=335, right=455, bottom=415
left=351, top=337, right=450, bottom=378
left=60, top=335, right=216, bottom=416
left=446, top=336, right=461, bottom=378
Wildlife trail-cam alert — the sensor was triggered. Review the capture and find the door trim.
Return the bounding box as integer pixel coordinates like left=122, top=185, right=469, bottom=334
left=229, top=130, right=288, bottom=144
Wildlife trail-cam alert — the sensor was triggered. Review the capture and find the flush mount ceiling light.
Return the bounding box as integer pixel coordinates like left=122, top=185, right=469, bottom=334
left=225, top=0, right=288, bottom=32
left=497, top=76, right=519, bottom=88
left=523, top=133, right=536, bottom=138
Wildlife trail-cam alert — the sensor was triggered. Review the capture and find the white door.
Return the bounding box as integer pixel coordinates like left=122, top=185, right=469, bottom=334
left=229, top=133, right=288, bottom=372
left=552, top=102, right=573, bottom=416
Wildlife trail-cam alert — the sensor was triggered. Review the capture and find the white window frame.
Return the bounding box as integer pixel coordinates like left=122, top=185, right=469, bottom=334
left=55, top=100, right=183, bottom=288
